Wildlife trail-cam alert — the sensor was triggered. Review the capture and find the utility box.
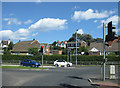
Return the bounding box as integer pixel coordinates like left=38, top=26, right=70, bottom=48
left=110, top=65, right=116, bottom=79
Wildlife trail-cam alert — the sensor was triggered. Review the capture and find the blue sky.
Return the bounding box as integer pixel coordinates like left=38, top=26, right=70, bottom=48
left=1, top=2, right=119, bottom=44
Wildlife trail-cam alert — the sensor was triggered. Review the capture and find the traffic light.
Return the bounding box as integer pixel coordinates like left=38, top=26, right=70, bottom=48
left=39, top=46, right=43, bottom=53
left=105, top=21, right=116, bottom=42
left=41, top=46, right=43, bottom=53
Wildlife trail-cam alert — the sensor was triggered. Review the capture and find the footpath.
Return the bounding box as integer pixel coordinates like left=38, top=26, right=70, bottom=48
left=90, top=78, right=120, bottom=88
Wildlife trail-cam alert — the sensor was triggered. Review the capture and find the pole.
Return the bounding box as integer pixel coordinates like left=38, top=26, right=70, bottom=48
left=67, top=50, right=69, bottom=62
left=103, top=22, right=106, bottom=81
left=42, top=52, right=43, bottom=67
left=76, top=29, right=78, bottom=66
left=70, top=52, right=71, bottom=62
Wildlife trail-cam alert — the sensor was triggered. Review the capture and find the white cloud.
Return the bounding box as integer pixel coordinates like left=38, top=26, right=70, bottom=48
left=32, top=32, right=38, bottom=36
left=0, top=29, right=30, bottom=40
left=71, top=9, right=115, bottom=22
left=97, top=15, right=119, bottom=28
left=94, top=20, right=98, bottom=23
left=77, top=29, right=84, bottom=35
left=109, top=10, right=115, bottom=15
left=9, top=13, right=15, bottom=16
left=72, top=6, right=79, bottom=10
left=29, top=18, right=67, bottom=31
left=104, top=15, right=119, bottom=25
left=35, top=0, right=42, bottom=3
left=24, top=19, right=32, bottom=24
left=3, top=18, right=21, bottom=25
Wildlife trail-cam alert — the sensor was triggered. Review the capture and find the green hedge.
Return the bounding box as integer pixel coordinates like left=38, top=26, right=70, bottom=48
left=2, top=55, right=120, bottom=61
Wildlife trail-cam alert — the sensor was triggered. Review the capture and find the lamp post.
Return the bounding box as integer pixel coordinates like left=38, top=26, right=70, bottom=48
left=76, top=29, right=78, bottom=66
left=103, top=22, right=106, bottom=81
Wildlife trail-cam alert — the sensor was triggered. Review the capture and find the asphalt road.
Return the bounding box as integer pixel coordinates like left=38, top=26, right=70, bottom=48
left=2, top=66, right=118, bottom=87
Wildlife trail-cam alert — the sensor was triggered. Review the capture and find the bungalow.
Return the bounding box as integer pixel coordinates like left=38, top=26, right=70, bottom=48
left=89, top=42, right=119, bottom=55
left=11, top=39, right=49, bottom=55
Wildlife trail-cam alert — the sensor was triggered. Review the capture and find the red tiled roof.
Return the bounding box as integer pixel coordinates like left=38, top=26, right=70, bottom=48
left=57, top=41, right=61, bottom=44
left=113, top=39, right=118, bottom=43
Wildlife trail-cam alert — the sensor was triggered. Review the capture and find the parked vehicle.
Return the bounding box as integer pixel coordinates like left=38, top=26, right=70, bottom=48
left=20, top=59, right=40, bottom=67
left=54, top=60, right=72, bottom=67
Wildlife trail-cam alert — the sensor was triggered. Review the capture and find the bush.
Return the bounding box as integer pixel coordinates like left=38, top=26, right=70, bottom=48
left=109, top=52, right=116, bottom=56
left=2, top=55, right=120, bottom=61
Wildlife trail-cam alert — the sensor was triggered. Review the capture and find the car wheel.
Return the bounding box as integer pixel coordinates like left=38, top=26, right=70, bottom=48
left=67, top=64, right=70, bottom=67
left=55, top=64, right=58, bottom=67
left=32, top=64, right=35, bottom=68
left=20, top=64, right=24, bottom=66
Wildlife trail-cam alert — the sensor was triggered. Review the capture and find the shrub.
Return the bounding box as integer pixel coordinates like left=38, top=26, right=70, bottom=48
left=2, top=55, right=120, bottom=61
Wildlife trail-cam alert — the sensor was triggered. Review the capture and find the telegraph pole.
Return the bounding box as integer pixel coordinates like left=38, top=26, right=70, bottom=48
left=103, top=22, right=106, bottom=81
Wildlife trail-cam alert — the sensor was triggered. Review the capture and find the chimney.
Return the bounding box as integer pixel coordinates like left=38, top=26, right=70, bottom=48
left=8, top=39, right=11, bottom=45
left=108, top=41, right=112, bottom=46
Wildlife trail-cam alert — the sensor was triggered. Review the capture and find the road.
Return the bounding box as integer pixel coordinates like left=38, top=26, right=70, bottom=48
left=2, top=66, right=116, bottom=87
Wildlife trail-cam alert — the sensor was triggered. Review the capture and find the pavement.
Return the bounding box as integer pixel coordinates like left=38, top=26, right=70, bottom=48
left=90, top=78, right=120, bottom=88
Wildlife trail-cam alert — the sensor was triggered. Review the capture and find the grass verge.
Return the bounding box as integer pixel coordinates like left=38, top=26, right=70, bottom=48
left=1, top=66, right=48, bottom=69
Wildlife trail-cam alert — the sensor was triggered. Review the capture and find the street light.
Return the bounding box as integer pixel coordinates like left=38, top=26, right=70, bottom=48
left=76, top=29, right=78, bottom=66
left=103, top=22, right=106, bottom=81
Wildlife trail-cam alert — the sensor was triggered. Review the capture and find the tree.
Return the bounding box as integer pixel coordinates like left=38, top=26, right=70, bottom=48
left=68, top=33, right=93, bottom=43
left=109, top=52, right=116, bottom=56
left=8, top=42, right=14, bottom=50
left=28, top=48, right=39, bottom=56
left=78, top=46, right=89, bottom=52
left=68, top=37, right=76, bottom=42
left=52, top=41, right=57, bottom=46
left=92, top=38, right=103, bottom=42
left=3, top=50, right=10, bottom=55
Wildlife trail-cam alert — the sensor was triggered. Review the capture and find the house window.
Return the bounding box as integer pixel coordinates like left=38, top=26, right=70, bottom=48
left=92, top=52, right=98, bottom=55
left=15, top=52, right=20, bottom=55
left=71, top=44, right=74, bottom=47
left=77, top=43, right=80, bottom=47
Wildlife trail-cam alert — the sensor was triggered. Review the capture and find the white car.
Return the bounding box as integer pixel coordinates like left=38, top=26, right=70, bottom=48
left=54, top=60, right=72, bottom=67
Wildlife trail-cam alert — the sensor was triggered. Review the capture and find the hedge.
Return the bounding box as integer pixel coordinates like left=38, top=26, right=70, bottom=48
left=2, top=55, right=120, bottom=61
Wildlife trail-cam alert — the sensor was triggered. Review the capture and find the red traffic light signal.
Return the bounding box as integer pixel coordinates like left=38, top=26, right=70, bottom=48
left=41, top=46, right=43, bottom=48
left=41, top=46, right=43, bottom=53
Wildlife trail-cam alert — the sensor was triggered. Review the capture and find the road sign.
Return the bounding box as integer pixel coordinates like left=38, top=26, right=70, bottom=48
left=110, top=65, right=116, bottom=79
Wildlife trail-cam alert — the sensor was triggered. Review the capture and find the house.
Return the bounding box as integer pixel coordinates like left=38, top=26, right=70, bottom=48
left=0, top=39, right=11, bottom=48
left=40, top=43, right=50, bottom=55
left=0, top=39, right=12, bottom=54
left=56, top=40, right=67, bottom=48
left=11, top=39, right=50, bottom=55
left=66, top=41, right=87, bottom=50
left=52, top=50, right=62, bottom=55
left=89, top=42, right=119, bottom=55
left=0, top=46, right=3, bottom=55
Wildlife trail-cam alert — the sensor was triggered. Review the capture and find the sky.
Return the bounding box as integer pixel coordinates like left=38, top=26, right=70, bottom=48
left=1, top=2, right=119, bottom=44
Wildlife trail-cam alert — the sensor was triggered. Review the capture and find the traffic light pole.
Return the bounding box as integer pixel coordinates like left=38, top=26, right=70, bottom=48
left=103, top=22, right=106, bottom=81
left=42, top=52, right=43, bottom=67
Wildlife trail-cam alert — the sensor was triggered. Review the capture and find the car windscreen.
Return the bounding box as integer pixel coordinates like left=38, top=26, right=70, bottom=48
left=57, top=60, right=65, bottom=62
left=31, top=60, right=36, bottom=63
